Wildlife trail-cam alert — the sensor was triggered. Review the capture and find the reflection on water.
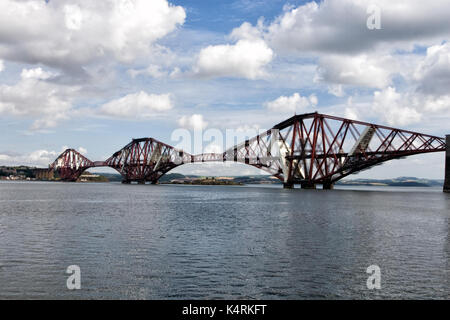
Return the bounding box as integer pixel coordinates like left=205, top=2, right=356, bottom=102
left=0, top=181, right=449, bottom=299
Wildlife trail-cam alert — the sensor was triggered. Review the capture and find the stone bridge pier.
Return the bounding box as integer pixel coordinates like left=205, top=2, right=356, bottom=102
left=445, top=135, right=450, bottom=193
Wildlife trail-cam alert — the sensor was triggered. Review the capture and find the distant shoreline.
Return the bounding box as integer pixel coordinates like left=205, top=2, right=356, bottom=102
left=0, top=166, right=443, bottom=187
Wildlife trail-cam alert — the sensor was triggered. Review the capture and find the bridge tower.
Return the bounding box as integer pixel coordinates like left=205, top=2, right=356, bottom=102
left=445, top=135, right=450, bottom=193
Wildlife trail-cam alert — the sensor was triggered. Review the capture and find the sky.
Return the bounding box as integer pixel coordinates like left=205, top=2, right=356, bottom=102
left=0, top=0, right=449, bottom=179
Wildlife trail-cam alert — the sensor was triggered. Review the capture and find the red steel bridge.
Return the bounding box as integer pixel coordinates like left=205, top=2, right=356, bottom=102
left=49, top=112, right=450, bottom=191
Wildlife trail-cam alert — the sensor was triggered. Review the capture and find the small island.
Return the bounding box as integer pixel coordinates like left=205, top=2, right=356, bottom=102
left=161, top=176, right=242, bottom=185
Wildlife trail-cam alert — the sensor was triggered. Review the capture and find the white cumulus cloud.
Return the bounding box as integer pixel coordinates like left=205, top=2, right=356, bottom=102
left=0, top=67, right=77, bottom=130
left=77, top=147, right=88, bottom=155
left=99, top=91, right=174, bottom=118
left=315, top=54, right=394, bottom=89
left=194, top=39, right=273, bottom=79
left=265, top=93, right=318, bottom=113
left=178, top=114, right=208, bottom=130
left=414, top=42, right=450, bottom=96
left=0, top=0, right=186, bottom=72
left=265, top=0, right=450, bottom=55
left=372, top=87, right=422, bottom=126
left=0, top=149, right=59, bottom=167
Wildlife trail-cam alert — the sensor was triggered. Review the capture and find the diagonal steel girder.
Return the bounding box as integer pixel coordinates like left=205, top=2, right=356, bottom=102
left=48, top=112, right=446, bottom=185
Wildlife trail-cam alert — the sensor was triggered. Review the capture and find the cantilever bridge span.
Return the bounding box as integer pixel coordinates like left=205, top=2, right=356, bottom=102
left=49, top=112, right=449, bottom=191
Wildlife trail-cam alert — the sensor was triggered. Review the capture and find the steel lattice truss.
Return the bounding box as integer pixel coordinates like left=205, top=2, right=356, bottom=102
left=194, top=112, right=446, bottom=187
left=271, top=113, right=445, bottom=186
left=48, top=113, right=446, bottom=185
left=49, top=149, right=95, bottom=181
left=105, top=138, right=192, bottom=183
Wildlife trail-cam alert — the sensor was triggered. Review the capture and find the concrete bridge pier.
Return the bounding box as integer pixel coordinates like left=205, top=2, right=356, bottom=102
left=444, top=135, right=450, bottom=193
left=283, top=182, right=294, bottom=189
left=301, top=182, right=316, bottom=189
left=323, top=182, right=334, bottom=190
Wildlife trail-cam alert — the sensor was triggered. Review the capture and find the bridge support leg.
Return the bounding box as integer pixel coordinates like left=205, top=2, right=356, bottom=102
left=445, top=135, right=450, bottom=193
left=323, top=182, right=334, bottom=190
left=301, top=182, right=316, bottom=189
left=283, top=182, right=294, bottom=189
left=122, top=180, right=131, bottom=184
left=150, top=180, right=158, bottom=185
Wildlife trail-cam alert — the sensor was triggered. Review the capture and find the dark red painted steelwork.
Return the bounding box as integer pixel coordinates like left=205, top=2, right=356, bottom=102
left=49, top=113, right=447, bottom=185
left=270, top=113, right=445, bottom=187
left=49, top=149, right=95, bottom=182
left=104, top=138, right=192, bottom=183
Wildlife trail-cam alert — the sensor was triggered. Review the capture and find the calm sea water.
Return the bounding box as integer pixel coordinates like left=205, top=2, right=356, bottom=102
left=0, top=181, right=449, bottom=299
